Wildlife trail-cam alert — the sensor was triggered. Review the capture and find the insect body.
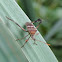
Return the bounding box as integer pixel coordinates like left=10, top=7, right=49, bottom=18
left=6, top=16, right=50, bottom=48
left=26, top=22, right=37, bottom=38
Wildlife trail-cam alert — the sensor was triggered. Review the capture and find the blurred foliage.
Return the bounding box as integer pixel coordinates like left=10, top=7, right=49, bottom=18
left=16, top=0, right=62, bottom=62
left=17, top=0, right=37, bottom=21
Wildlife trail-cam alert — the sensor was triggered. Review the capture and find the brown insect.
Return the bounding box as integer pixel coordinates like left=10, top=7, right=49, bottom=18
left=6, top=16, right=50, bottom=48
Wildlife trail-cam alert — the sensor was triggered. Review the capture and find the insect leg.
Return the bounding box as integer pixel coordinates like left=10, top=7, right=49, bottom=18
left=33, top=39, right=37, bottom=45
left=31, top=36, right=37, bottom=45
left=21, top=36, right=31, bottom=48
left=35, top=33, right=39, bottom=35
left=32, top=19, right=42, bottom=29
left=34, top=39, right=50, bottom=46
left=16, top=34, right=29, bottom=41
left=32, top=19, right=42, bottom=23
left=6, top=16, right=27, bottom=32
left=36, top=19, right=42, bottom=28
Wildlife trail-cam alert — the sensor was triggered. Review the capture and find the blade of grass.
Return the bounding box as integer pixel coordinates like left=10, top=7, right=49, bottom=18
left=0, top=0, right=58, bottom=62
left=0, top=19, right=28, bottom=62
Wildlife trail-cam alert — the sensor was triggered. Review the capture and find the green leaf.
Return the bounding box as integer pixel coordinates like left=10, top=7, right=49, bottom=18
left=0, top=19, right=28, bottom=62
left=0, top=0, right=58, bottom=62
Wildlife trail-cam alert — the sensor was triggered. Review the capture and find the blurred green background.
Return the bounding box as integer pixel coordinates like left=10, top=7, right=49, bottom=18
left=16, top=0, right=62, bottom=62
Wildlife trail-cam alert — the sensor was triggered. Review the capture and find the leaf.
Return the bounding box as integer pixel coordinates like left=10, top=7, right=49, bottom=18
left=0, top=19, right=28, bottom=62
left=0, top=0, right=58, bottom=62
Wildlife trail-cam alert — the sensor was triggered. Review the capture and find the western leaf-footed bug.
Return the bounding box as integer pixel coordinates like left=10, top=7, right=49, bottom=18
left=6, top=16, right=50, bottom=48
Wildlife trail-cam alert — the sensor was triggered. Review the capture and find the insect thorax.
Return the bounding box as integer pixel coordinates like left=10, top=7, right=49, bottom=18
left=25, top=22, right=37, bottom=35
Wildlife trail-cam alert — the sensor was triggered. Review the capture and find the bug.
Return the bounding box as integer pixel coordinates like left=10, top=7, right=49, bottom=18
left=6, top=16, right=50, bottom=48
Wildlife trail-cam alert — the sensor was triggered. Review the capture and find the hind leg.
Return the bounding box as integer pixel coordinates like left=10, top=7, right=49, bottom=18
left=21, top=36, right=30, bottom=48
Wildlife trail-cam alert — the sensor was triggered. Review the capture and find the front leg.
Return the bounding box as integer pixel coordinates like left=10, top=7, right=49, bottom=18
left=6, top=16, right=27, bottom=32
